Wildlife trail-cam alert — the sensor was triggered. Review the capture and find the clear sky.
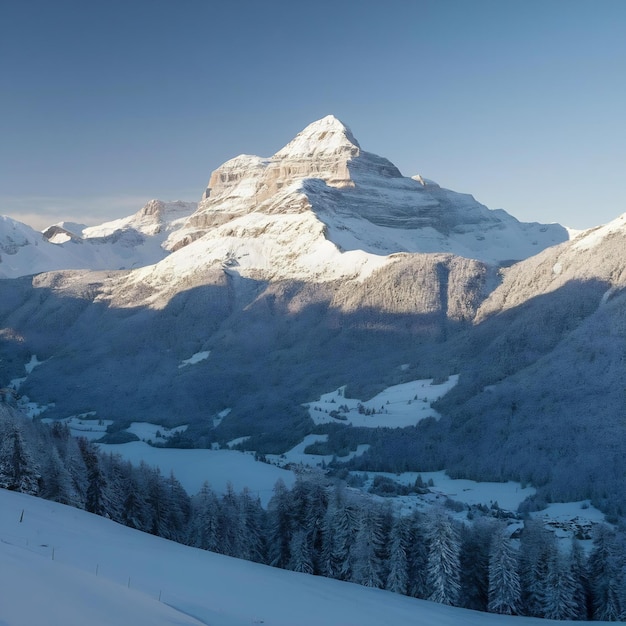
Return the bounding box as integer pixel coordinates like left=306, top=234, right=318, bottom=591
left=2, top=0, right=626, bottom=230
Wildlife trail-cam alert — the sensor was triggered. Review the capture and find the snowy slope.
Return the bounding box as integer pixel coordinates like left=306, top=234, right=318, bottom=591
left=0, top=200, right=196, bottom=278
left=0, top=488, right=611, bottom=626
left=476, top=210, right=626, bottom=319
left=0, top=215, right=93, bottom=279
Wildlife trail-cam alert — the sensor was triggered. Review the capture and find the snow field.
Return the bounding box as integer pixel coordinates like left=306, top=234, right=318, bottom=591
left=97, top=441, right=296, bottom=506
left=306, top=375, right=459, bottom=427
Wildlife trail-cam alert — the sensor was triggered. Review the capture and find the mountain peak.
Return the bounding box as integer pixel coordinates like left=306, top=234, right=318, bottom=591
left=274, top=115, right=360, bottom=160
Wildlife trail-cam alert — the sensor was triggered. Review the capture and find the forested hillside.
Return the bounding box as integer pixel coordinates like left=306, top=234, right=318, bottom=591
left=1, top=405, right=625, bottom=620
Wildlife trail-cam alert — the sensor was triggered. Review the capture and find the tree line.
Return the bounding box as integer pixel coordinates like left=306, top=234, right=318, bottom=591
left=1, top=407, right=625, bottom=620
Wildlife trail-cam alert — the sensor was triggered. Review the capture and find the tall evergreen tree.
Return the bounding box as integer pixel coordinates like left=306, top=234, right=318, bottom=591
left=406, top=510, right=429, bottom=599
left=332, top=500, right=359, bottom=582
left=119, top=463, right=151, bottom=532
left=289, top=529, right=314, bottom=574
left=218, top=482, right=243, bottom=557
left=239, top=487, right=267, bottom=563
left=518, top=519, right=556, bottom=617
left=187, top=482, right=221, bottom=551
left=352, top=502, right=387, bottom=588
left=425, top=509, right=461, bottom=606
left=588, top=524, right=622, bottom=621
left=39, top=445, right=76, bottom=505
left=543, top=551, right=578, bottom=620
left=460, top=518, right=495, bottom=611
left=0, top=420, right=40, bottom=495
left=386, top=515, right=411, bottom=595
left=77, top=437, right=108, bottom=515
left=570, top=538, right=591, bottom=620
left=487, top=525, right=521, bottom=615
left=267, top=479, right=293, bottom=568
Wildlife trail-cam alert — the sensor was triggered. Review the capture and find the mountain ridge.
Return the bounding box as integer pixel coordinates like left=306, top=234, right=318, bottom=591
left=1, top=116, right=625, bottom=520
left=2, top=115, right=568, bottom=279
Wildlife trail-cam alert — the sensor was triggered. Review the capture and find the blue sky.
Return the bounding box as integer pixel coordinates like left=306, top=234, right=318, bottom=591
left=2, top=0, right=626, bottom=230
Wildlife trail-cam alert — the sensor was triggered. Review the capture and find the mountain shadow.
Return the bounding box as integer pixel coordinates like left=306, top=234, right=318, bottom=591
left=0, top=254, right=491, bottom=451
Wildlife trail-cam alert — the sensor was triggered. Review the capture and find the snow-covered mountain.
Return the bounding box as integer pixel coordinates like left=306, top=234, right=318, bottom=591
left=1, top=115, right=567, bottom=282
left=1, top=115, right=625, bottom=524
left=157, top=115, right=567, bottom=285
left=0, top=200, right=196, bottom=278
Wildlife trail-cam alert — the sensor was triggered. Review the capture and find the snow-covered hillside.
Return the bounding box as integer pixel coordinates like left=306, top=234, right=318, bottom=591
left=0, top=200, right=196, bottom=278
left=0, top=488, right=612, bottom=626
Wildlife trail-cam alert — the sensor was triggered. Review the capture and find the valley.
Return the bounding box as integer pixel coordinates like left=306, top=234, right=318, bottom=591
left=1, top=115, right=625, bottom=621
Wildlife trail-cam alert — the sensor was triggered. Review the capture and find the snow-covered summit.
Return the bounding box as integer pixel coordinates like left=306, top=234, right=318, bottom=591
left=162, top=116, right=569, bottom=281
left=274, top=114, right=362, bottom=160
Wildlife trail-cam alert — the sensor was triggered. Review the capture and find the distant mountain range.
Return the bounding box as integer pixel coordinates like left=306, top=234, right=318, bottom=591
left=1, top=116, right=624, bottom=518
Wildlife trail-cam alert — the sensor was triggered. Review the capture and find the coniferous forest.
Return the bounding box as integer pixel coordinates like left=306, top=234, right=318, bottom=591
left=1, top=406, right=625, bottom=621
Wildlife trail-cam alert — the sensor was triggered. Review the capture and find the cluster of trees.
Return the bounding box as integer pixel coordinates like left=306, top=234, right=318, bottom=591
left=2, top=407, right=626, bottom=620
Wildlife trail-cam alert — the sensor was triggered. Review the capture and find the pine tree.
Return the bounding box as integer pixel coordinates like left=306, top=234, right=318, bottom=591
left=425, top=509, right=461, bottom=606
left=487, top=525, right=521, bottom=615
left=62, top=435, right=89, bottom=509
left=386, top=515, right=411, bottom=595
left=163, top=471, right=190, bottom=542
left=40, top=446, right=76, bottom=505
left=320, top=498, right=341, bottom=579
left=0, top=420, right=40, bottom=494
left=518, top=519, right=556, bottom=617
left=332, top=500, right=359, bottom=582
left=570, top=538, right=591, bottom=620
left=460, top=518, right=495, bottom=611
left=239, top=487, right=267, bottom=563
left=187, top=482, right=221, bottom=551
left=218, top=482, right=243, bottom=557
left=120, top=463, right=150, bottom=532
left=302, top=481, right=328, bottom=574
left=289, top=529, right=314, bottom=574
left=77, top=437, right=109, bottom=515
left=267, top=479, right=293, bottom=568
left=543, top=551, right=578, bottom=620
left=352, top=502, right=387, bottom=588
left=588, top=524, right=622, bottom=621
left=406, top=510, right=429, bottom=599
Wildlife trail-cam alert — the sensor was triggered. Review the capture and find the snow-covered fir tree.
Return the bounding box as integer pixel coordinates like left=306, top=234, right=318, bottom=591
left=487, top=525, right=521, bottom=615
left=460, top=517, right=495, bottom=611
left=588, top=524, right=623, bottom=621
left=386, top=515, right=411, bottom=595
left=518, top=519, right=556, bottom=617
left=425, top=508, right=461, bottom=606
left=351, top=502, right=388, bottom=588
left=0, top=418, right=40, bottom=494
left=543, top=551, right=578, bottom=620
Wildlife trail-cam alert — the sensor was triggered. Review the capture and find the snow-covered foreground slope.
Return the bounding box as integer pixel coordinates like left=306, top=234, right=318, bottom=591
left=0, top=489, right=611, bottom=626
